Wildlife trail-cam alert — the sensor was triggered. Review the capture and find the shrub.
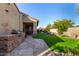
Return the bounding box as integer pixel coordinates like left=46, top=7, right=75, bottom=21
left=52, top=42, right=70, bottom=53
left=52, top=42, right=79, bottom=55
left=34, top=32, right=79, bottom=55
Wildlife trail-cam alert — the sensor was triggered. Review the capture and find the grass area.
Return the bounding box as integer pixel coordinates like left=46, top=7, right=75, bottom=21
left=33, top=32, right=79, bottom=55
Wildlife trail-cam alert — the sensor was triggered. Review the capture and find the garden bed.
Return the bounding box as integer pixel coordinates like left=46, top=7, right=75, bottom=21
left=33, top=32, right=79, bottom=56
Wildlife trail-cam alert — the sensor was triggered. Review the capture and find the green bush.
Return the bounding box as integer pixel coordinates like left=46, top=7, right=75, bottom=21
left=33, top=32, right=64, bottom=47
left=70, top=44, right=79, bottom=55
left=34, top=32, right=79, bottom=55
left=52, top=42, right=79, bottom=55
left=52, top=42, right=71, bottom=53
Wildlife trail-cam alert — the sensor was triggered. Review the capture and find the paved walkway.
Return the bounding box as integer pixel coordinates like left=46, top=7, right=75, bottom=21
left=6, top=36, right=49, bottom=56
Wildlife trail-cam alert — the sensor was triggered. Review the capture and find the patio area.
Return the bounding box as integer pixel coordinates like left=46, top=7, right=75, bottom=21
left=5, top=35, right=49, bottom=56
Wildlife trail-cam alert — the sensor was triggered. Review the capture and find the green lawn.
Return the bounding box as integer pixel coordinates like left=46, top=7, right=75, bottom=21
left=33, top=32, right=79, bottom=55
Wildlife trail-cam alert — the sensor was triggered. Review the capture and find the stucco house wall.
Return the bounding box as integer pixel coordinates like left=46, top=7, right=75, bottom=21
left=19, top=13, right=23, bottom=32
left=33, top=22, right=37, bottom=34
left=0, top=3, right=20, bottom=33
left=21, top=13, right=38, bottom=34
left=0, top=3, right=38, bottom=35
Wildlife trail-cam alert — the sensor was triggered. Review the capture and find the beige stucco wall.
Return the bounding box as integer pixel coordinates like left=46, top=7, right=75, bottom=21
left=19, top=13, right=23, bottom=32
left=63, top=27, right=79, bottom=38
left=50, top=27, right=79, bottom=38
left=22, top=13, right=38, bottom=34
left=23, top=15, right=33, bottom=23
left=0, top=3, right=20, bottom=33
left=23, top=16, right=29, bottom=23
left=33, top=22, right=37, bottom=34
left=0, top=3, right=38, bottom=34
left=50, top=29, right=58, bottom=34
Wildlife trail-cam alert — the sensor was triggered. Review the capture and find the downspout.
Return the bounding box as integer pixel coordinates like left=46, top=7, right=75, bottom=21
left=19, top=13, right=20, bottom=32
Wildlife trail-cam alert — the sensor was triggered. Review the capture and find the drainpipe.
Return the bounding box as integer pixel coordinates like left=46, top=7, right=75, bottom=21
left=19, top=14, right=20, bottom=32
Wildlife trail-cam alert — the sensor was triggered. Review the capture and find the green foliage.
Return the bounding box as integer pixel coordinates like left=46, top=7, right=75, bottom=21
left=52, top=42, right=79, bottom=55
left=52, top=42, right=70, bottom=53
left=53, top=36, right=79, bottom=55
left=53, top=19, right=74, bottom=34
left=44, top=23, right=52, bottom=32
left=33, top=32, right=63, bottom=47
left=33, top=32, right=79, bottom=55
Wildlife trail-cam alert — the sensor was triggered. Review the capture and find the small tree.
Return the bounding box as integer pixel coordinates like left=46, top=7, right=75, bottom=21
left=53, top=19, right=74, bottom=34
left=44, top=23, right=52, bottom=32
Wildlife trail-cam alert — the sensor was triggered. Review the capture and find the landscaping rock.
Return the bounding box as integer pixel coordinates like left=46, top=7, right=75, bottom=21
left=33, top=39, right=49, bottom=55
left=2, top=36, right=54, bottom=56
left=0, top=33, right=25, bottom=55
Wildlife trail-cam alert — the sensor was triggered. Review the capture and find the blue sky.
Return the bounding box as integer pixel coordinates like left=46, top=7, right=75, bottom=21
left=16, top=3, right=79, bottom=27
